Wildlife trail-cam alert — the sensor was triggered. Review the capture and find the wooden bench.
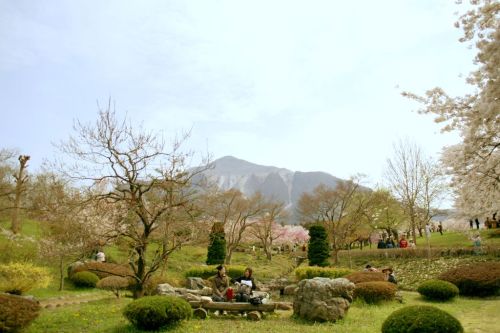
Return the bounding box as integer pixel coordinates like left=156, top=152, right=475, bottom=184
left=189, top=301, right=292, bottom=321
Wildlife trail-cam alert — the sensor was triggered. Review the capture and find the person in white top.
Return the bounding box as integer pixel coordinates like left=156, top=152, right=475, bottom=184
left=96, top=251, right=106, bottom=262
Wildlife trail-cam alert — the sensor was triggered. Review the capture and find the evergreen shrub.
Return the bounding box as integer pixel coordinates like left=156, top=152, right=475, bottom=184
left=71, top=271, right=99, bottom=288
left=0, top=262, right=51, bottom=295
left=294, top=266, right=353, bottom=281
left=345, top=271, right=386, bottom=284
left=0, top=293, right=41, bottom=333
left=123, top=295, right=192, bottom=331
left=439, top=262, right=500, bottom=296
left=206, top=223, right=226, bottom=265
left=307, top=225, right=330, bottom=267
left=354, top=281, right=397, bottom=303
left=382, top=305, right=463, bottom=333
left=417, top=279, right=459, bottom=301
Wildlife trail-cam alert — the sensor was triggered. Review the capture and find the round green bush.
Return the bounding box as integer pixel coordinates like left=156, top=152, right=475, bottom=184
left=382, top=305, right=463, bottom=333
left=417, top=280, right=459, bottom=301
left=0, top=294, right=41, bottom=333
left=123, top=295, right=192, bottom=331
left=71, top=271, right=99, bottom=288
left=354, top=281, right=397, bottom=303
left=439, top=262, right=500, bottom=297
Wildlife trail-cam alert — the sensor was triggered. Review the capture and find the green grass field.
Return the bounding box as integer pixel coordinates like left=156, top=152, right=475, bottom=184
left=25, top=292, right=500, bottom=333
left=2, top=218, right=500, bottom=332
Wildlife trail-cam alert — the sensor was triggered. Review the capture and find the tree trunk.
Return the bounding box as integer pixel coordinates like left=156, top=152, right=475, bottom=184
left=58, top=257, right=64, bottom=291
left=225, top=248, right=233, bottom=265
left=11, top=155, right=29, bottom=234
left=333, top=249, right=339, bottom=264
left=265, top=248, right=272, bottom=261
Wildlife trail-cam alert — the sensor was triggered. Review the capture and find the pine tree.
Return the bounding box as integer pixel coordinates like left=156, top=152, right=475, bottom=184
left=307, top=225, right=330, bottom=267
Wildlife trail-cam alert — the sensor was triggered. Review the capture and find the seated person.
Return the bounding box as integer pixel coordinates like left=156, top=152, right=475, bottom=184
left=231, top=267, right=256, bottom=302
left=363, top=264, right=378, bottom=272
left=211, top=265, right=229, bottom=302
left=382, top=267, right=397, bottom=284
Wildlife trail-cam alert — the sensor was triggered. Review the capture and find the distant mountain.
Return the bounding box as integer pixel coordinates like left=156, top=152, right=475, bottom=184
left=196, top=156, right=344, bottom=222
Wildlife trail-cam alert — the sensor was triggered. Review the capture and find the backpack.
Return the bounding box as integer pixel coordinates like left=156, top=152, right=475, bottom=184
left=249, top=295, right=263, bottom=305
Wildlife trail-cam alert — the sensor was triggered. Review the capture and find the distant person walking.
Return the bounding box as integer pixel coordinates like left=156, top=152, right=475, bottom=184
left=469, top=219, right=474, bottom=229
left=437, top=224, right=443, bottom=235
left=475, top=218, right=480, bottom=230
left=473, top=234, right=482, bottom=255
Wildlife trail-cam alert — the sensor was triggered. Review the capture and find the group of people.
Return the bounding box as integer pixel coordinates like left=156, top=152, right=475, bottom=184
left=469, top=212, right=499, bottom=229
left=377, top=236, right=416, bottom=249
left=364, top=265, right=397, bottom=284
left=211, top=265, right=256, bottom=303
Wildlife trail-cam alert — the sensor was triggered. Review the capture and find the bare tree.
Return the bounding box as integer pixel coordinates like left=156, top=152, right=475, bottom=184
left=58, top=106, right=208, bottom=298
left=249, top=199, right=288, bottom=261
left=203, top=189, right=265, bottom=264
left=11, top=155, right=30, bottom=234
left=297, top=176, right=369, bottom=263
left=368, top=188, right=406, bottom=240
left=385, top=140, right=445, bottom=244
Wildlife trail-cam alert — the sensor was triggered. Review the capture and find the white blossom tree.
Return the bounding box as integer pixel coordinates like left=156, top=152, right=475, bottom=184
left=403, top=1, right=499, bottom=216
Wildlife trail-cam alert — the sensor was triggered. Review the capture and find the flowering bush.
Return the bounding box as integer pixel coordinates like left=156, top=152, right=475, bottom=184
left=0, top=262, right=51, bottom=295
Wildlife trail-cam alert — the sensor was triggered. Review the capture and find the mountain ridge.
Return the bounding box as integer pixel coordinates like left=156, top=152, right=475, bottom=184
left=199, top=156, right=344, bottom=212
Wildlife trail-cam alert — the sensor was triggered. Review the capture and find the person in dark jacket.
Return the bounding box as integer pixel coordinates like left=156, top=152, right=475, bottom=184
left=382, top=267, right=397, bottom=284
left=211, top=265, right=229, bottom=302
left=377, top=238, right=386, bottom=249
left=232, top=267, right=256, bottom=302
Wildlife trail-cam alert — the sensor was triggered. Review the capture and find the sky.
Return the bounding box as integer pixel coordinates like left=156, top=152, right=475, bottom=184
left=0, top=0, right=475, bottom=199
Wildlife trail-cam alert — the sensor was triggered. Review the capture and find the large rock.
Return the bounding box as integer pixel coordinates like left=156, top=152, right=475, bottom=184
left=186, top=277, right=207, bottom=290
left=156, top=283, right=176, bottom=296
left=293, top=277, right=355, bottom=322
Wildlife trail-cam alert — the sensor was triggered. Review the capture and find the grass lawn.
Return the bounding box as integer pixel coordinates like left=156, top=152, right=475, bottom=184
left=26, top=292, right=500, bottom=333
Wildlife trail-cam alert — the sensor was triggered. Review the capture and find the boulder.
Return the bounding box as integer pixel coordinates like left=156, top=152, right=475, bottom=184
left=156, top=283, right=176, bottom=296
left=293, top=277, right=355, bottom=322
left=186, top=277, right=207, bottom=290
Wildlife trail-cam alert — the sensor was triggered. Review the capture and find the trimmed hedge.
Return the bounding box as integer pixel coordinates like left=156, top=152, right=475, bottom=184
left=70, top=262, right=133, bottom=279
left=0, top=262, right=51, bottom=295
left=439, top=262, right=500, bottom=297
left=294, top=267, right=353, bottom=281
left=71, top=271, right=99, bottom=288
left=345, top=271, right=386, bottom=284
left=96, top=276, right=129, bottom=298
left=354, top=281, right=397, bottom=303
left=184, top=265, right=245, bottom=280
left=382, top=305, right=463, bottom=333
left=417, top=279, right=459, bottom=301
left=0, top=293, right=41, bottom=333
left=123, top=295, right=192, bottom=331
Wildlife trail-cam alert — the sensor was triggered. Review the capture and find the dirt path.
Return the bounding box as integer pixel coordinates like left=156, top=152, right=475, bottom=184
left=39, top=293, right=114, bottom=309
